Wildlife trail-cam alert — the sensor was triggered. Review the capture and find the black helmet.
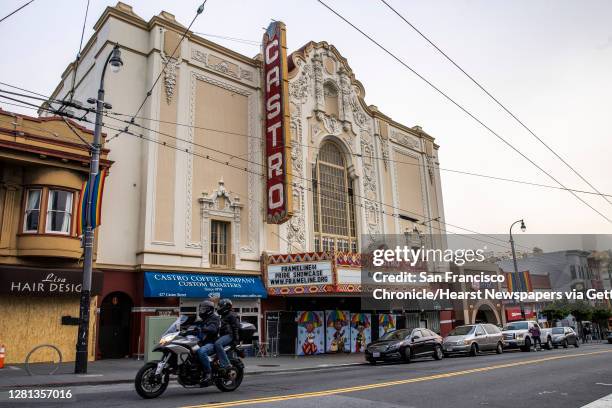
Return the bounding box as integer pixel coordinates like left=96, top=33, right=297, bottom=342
left=198, top=300, right=215, bottom=319
left=217, top=298, right=233, bottom=316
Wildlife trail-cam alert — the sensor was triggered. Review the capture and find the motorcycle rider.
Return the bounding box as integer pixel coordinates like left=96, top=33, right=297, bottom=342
left=214, top=298, right=239, bottom=375
left=195, top=300, right=220, bottom=384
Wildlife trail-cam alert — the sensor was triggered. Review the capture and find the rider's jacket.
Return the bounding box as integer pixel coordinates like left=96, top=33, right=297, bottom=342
left=219, top=311, right=240, bottom=341
left=195, top=313, right=220, bottom=344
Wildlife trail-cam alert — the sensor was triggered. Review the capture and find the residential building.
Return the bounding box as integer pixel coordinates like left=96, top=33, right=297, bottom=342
left=0, top=108, right=111, bottom=363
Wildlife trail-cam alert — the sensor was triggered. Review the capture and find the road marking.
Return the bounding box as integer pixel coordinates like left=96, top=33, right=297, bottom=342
left=581, top=392, right=612, bottom=407
left=180, top=350, right=612, bottom=408
left=595, top=383, right=612, bottom=386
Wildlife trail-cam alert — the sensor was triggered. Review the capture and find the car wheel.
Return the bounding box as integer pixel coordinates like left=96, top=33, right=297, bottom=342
left=402, top=347, right=412, bottom=363
left=563, top=339, right=569, bottom=349
left=521, top=337, right=532, bottom=352
left=433, top=345, right=443, bottom=360
left=496, top=342, right=503, bottom=354
left=545, top=338, right=553, bottom=350
left=469, top=343, right=478, bottom=356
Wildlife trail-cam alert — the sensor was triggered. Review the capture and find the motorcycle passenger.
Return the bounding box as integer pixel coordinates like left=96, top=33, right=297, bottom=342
left=195, top=300, right=220, bottom=384
left=214, top=298, right=239, bottom=375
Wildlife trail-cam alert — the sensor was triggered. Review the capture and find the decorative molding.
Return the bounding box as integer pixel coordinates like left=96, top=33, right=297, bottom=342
left=198, top=180, right=243, bottom=268
left=190, top=47, right=254, bottom=83
left=160, top=55, right=178, bottom=105
left=287, top=115, right=306, bottom=252
left=288, top=58, right=312, bottom=102
left=186, top=71, right=257, bottom=254
left=390, top=129, right=420, bottom=151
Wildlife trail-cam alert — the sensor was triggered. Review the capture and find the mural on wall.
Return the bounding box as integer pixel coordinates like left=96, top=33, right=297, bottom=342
left=325, top=310, right=349, bottom=353
left=296, top=311, right=324, bottom=356
left=350, top=313, right=371, bottom=353
left=378, top=314, right=397, bottom=338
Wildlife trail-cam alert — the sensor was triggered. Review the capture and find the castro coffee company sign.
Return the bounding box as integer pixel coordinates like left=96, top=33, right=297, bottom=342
left=263, top=21, right=293, bottom=224
left=0, top=267, right=103, bottom=296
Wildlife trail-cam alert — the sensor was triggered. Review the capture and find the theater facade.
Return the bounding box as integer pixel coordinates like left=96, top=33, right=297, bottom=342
left=46, top=3, right=448, bottom=358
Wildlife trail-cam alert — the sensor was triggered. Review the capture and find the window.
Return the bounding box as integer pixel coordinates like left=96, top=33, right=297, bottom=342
left=23, top=189, right=42, bottom=232
left=570, top=265, right=576, bottom=280
left=210, top=220, right=230, bottom=266
left=312, top=142, right=357, bottom=253
left=45, top=190, right=73, bottom=234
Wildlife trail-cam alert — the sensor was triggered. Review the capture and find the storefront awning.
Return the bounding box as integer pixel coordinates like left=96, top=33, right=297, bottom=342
left=144, top=271, right=267, bottom=299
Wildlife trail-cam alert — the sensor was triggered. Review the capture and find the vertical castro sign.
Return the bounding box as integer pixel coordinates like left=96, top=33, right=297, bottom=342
left=263, top=21, right=293, bottom=224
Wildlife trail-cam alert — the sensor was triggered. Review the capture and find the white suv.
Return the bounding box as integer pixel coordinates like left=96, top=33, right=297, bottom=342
left=502, top=321, right=552, bottom=351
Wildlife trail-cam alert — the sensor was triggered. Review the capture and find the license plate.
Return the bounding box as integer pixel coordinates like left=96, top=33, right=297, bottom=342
left=372, top=352, right=380, bottom=358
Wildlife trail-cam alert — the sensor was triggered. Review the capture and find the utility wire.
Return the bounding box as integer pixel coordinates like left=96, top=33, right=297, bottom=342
left=316, top=0, right=611, bottom=223
left=104, top=1, right=208, bottom=144
left=193, top=31, right=260, bottom=46
left=63, top=0, right=91, bottom=106
left=379, top=0, right=612, bottom=208
left=0, top=0, right=34, bottom=24
left=0, top=94, right=537, bottom=253
left=3, top=89, right=612, bottom=200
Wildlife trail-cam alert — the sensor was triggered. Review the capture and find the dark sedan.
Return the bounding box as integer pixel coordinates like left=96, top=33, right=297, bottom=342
left=365, top=328, right=444, bottom=364
left=606, top=330, right=612, bottom=344
left=548, top=327, right=580, bottom=348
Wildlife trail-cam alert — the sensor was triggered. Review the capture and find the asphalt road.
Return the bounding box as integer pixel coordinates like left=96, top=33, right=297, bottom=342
left=3, top=343, right=612, bottom=408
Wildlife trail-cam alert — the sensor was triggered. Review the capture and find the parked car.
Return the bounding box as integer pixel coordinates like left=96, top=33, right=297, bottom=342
left=443, top=324, right=504, bottom=357
left=365, top=328, right=443, bottom=364
left=540, top=326, right=579, bottom=348
left=606, top=330, right=612, bottom=344
left=502, top=321, right=553, bottom=351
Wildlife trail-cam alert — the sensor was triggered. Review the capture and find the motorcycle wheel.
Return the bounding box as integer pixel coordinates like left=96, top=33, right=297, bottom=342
left=215, top=359, right=244, bottom=392
left=135, top=362, right=169, bottom=399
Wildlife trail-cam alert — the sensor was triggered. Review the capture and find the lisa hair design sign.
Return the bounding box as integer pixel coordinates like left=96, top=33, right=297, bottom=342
left=262, top=20, right=293, bottom=224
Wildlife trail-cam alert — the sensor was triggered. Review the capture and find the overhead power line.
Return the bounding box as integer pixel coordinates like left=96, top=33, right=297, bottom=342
left=315, top=0, right=611, bottom=224
left=3, top=88, right=612, bottom=200
left=0, top=0, right=35, bottom=24
left=73, top=1, right=209, bottom=144
left=0, top=94, right=540, bottom=253
left=379, top=0, right=612, bottom=209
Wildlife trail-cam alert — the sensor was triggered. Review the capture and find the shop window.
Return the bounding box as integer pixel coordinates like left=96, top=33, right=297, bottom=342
left=46, top=190, right=73, bottom=234
left=23, top=189, right=42, bottom=233
left=210, top=220, right=230, bottom=266
left=312, top=142, right=357, bottom=253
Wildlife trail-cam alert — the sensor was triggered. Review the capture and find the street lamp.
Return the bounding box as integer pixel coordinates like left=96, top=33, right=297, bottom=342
left=74, top=44, right=123, bottom=374
left=509, top=219, right=526, bottom=320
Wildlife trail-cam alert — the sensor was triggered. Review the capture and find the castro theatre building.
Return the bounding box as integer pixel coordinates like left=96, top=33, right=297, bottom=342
left=46, top=4, right=448, bottom=358
left=259, top=38, right=450, bottom=355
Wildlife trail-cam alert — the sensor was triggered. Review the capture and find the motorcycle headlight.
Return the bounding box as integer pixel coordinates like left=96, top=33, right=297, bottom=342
left=159, top=332, right=179, bottom=345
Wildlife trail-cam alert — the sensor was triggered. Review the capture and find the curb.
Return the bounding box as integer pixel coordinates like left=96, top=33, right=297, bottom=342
left=0, top=362, right=367, bottom=389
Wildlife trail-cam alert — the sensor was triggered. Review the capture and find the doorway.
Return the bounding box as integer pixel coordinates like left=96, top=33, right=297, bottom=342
left=99, top=292, right=132, bottom=359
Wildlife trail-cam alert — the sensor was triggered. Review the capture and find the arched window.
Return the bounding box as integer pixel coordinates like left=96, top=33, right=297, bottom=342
left=312, top=141, right=357, bottom=253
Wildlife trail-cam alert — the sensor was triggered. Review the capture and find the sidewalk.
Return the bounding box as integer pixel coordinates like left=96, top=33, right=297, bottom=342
left=0, top=354, right=366, bottom=388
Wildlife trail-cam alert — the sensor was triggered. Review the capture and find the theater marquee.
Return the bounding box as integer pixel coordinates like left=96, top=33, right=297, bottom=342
left=263, top=21, right=292, bottom=224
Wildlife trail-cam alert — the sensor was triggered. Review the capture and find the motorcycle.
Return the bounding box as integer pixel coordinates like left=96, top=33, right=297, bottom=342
left=134, top=315, right=255, bottom=399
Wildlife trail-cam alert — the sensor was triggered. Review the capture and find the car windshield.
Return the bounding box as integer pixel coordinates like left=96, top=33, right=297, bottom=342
left=380, top=329, right=410, bottom=341
left=504, top=322, right=528, bottom=331
left=552, top=328, right=564, bottom=334
left=449, top=326, right=474, bottom=336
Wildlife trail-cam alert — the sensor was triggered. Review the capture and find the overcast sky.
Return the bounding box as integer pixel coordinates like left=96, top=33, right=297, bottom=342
left=1, top=0, right=611, bottom=236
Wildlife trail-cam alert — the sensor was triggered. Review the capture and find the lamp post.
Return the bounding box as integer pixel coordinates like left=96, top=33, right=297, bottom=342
left=74, top=44, right=123, bottom=374
left=509, top=219, right=526, bottom=320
